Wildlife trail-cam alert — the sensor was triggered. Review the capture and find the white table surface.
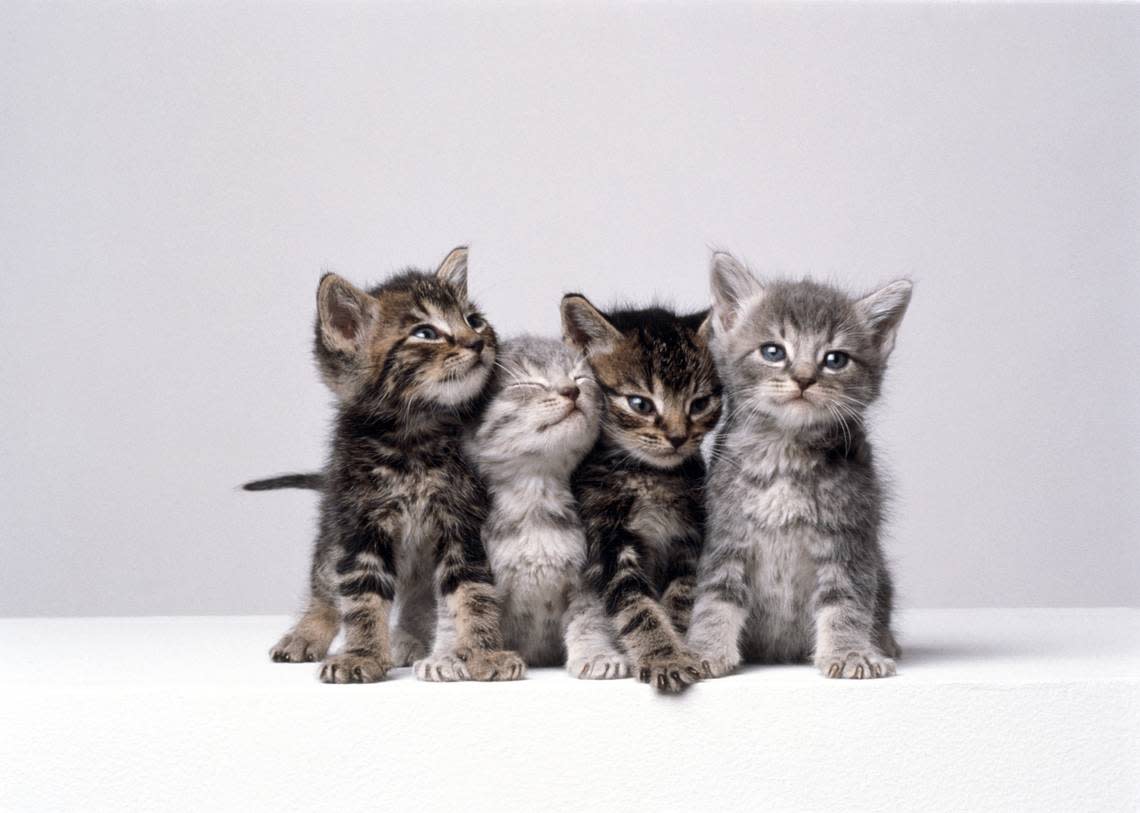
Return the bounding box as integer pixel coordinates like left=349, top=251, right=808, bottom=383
left=2, top=608, right=1137, bottom=811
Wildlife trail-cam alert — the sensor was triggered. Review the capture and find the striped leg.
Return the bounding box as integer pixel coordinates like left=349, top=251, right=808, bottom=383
left=811, top=538, right=896, bottom=679
left=415, top=503, right=524, bottom=682
left=686, top=530, right=752, bottom=678
left=591, top=522, right=700, bottom=693
left=319, top=514, right=398, bottom=684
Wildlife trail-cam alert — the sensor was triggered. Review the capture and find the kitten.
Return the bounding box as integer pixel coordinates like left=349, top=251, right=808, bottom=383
left=269, top=247, right=524, bottom=683
left=561, top=295, right=723, bottom=692
left=465, top=337, right=626, bottom=676
left=687, top=252, right=911, bottom=680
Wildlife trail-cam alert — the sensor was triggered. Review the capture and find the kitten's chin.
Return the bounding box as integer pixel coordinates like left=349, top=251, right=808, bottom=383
left=424, top=363, right=492, bottom=406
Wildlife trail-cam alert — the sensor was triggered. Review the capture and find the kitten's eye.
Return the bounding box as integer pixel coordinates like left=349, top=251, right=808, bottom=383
left=466, top=313, right=485, bottom=330
left=689, top=396, right=711, bottom=415
left=411, top=325, right=439, bottom=340
left=823, top=351, right=849, bottom=370
left=626, top=395, right=655, bottom=415
left=760, top=343, right=786, bottom=362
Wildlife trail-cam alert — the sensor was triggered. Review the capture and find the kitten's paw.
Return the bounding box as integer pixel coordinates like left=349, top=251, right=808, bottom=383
left=698, top=654, right=740, bottom=679
left=318, top=652, right=391, bottom=684
left=817, top=649, right=896, bottom=679
left=636, top=650, right=702, bottom=693
left=413, top=654, right=470, bottom=682
left=459, top=649, right=527, bottom=682
left=390, top=631, right=428, bottom=667
left=269, top=632, right=329, bottom=664
left=568, top=653, right=630, bottom=680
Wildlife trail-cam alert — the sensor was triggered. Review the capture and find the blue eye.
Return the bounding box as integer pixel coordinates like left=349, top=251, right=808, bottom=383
left=823, top=351, right=849, bottom=370
left=760, top=343, right=786, bottom=362
left=412, top=325, right=439, bottom=340
left=627, top=395, right=655, bottom=415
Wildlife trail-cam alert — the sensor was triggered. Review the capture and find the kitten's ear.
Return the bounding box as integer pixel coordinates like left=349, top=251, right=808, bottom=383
left=435, top=245, right=468, bottom=300
left=710, top=251, right=763, bottom=332
left=856, top=279, right=913, bottom=358
left=317, top=273, right=379, bottom=354
left=561, top=294, right=622, bottom=355
left=696, top=312, right=713, bottom=342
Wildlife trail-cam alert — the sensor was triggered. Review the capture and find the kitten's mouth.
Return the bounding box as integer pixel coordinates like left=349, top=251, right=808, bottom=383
left=539, top=405, right=582, bottom=431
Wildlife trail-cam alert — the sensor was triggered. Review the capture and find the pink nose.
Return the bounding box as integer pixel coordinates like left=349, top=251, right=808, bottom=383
left=558, top=385, right=580, bottom=402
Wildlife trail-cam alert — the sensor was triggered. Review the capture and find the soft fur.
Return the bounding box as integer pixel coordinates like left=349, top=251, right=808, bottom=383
left=562, top=295, right=722, bottom=692
left=465, top=337, right=626, bottom=676
left=686, top=252, right=911, bottom=680
left=269, top=247, right=524, bottom=683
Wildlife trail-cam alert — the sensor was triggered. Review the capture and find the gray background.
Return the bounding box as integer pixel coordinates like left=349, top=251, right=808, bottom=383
left=2, top=2, right=1137, bottom=616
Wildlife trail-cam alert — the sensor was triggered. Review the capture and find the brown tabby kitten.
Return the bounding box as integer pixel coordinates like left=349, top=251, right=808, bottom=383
left=270, top=247, right=524, bottom=683
left=562, top=295, right=722, bottom=692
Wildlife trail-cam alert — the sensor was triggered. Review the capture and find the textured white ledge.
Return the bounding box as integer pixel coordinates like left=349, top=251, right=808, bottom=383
left=2, top=609, right=1137, bottom=811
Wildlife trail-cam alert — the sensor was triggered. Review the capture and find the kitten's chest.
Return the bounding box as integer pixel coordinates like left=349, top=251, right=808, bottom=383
left=625, top=472, right=694, bottom=580
left=737, top=439, right=821, bottom=529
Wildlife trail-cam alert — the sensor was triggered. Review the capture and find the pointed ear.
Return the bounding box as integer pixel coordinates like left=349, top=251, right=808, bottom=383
left=710, top=251, right=763, bottom=332
left=317, top=273, right=378, bottom=353
left=855, top=279, right=912, bottom=358
left=435, top=245, right=468, bottom=300
left=561, top=294, right=622, bottom=355
left=696, top=312, right=713, bottom=342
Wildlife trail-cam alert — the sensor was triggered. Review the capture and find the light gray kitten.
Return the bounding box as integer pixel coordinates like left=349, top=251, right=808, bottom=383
left=466, top=337, right=629, bottom=677
left=687, top=253, right=911, bottom=680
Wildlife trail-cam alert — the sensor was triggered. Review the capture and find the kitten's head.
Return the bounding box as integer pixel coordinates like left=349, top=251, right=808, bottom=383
left=314, top=246, right=497, bottom=410
left=709, top=252, right=912, bottom=433
left=468, top=337, right=601, bottom=476
left=560, top=295, right=721, bottom=469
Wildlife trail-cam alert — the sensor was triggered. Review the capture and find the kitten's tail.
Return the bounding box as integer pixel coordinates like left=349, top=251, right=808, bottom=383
left=241, top=472, right=326, bottom=491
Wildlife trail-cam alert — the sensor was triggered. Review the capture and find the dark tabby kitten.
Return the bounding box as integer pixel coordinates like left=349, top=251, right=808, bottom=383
left=270, top=247, right=524, bottom=683
left=561, top=295, right=722, bottom=692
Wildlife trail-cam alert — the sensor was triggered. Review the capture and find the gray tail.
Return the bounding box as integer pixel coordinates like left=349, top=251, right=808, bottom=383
left=241, top=472, right=326, bottom=492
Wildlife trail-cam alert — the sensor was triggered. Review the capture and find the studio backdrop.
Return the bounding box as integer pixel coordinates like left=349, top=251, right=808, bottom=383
left=1, top=2, right=1137, bottom=616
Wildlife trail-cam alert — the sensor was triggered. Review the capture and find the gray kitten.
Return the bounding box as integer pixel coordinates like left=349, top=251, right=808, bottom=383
left=687, top=252, right=911, bottom=679
left=466, top=337, right=628, bottom=676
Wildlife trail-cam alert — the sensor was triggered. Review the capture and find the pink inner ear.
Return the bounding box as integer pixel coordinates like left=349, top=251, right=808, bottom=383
left=329, top=303, right=358, bottom=340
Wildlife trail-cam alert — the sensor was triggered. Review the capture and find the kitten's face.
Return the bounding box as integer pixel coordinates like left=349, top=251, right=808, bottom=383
left=561, top=297, right=721, bottom=469
left=709, top=253, right=912, bottom=433
left=314, top=247, right=497, bottom=409
left=471, top=338, right=601, bottom=472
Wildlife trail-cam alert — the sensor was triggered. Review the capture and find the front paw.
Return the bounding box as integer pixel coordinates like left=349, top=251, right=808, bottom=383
left=270, top=631, right=329, bottom=663
left=319, top=652, right=391, bottom=683
left=568, top=652, right=630, bottom=680
left=460, top=649, right=526, bottom=681
left=636, top=650, right=702, bottom=693
left=413, top=654, right=470, bottom=682
left=698, top=653, right=740, bottom=679
left=817, top=649, right=896, bottom=679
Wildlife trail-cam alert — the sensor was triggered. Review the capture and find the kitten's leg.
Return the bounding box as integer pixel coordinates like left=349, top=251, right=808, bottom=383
left=589, top=522, right=700, bottom=693
left=318, top=514, right=399, bottom=684
left=873, top=566, right=901, bottom=659
left=564, top=592, right=629, bottom=679
left=414, top=498, right=524, bottom=682
left=811, top=541, right=896, bottom=679
left=270, top=530, right=341, bottom=663
left=686, top=529, right=752, bottom=678
left=660, top=535, right=701, bottom=635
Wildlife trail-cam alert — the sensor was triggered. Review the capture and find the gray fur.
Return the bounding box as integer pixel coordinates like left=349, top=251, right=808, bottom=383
left=465, top=337, right=627, bottom=675
left=687, top=252, right=911, bottom=679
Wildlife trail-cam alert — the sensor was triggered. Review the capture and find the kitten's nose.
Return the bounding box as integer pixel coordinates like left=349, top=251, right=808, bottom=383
left=792, top=374, right=816, bottom=391
left=667, top=434, right=687, bottom=450
left=558, top=384, right=580, bottom=402
left=464, top=338, right=485, bottom=354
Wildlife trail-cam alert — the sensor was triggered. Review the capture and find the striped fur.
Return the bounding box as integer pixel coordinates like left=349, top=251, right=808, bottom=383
left=269, top=247, right=524, bottom=683
left=687, top=253, right=910, bottom=680
left=562, top=295, right=722, bottom=692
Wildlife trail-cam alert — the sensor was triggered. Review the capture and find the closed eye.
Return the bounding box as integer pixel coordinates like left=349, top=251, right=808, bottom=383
left=506, top=381, right=547, bottom=390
